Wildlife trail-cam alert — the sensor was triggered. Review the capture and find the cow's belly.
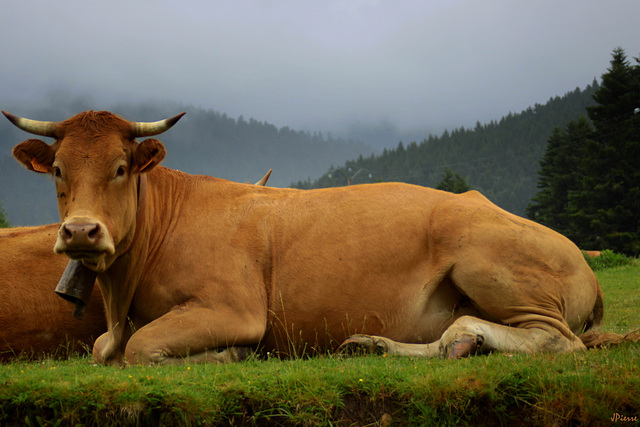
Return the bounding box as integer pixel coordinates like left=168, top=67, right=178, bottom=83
left=260, top=270, right=477, bottom=356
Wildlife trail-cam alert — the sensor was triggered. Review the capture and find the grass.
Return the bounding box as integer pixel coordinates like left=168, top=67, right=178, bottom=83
left=1, top=259, right=639, bottom=426
left=3, top=347, right=639, bottom=425
left=597, top=262, right=640, bottom=335
left=583, top=249, right=635, bottom=272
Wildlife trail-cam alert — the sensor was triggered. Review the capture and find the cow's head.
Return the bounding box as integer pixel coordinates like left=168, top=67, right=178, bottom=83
left=4, top=110, right=185, bottom=272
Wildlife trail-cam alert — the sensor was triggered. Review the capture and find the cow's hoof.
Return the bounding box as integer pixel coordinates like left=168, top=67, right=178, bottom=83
left=446, top=334, right=484, bottom=359
left=226, top=346, right=254, bottom=362
left=338, top=334, right=388, bottom=356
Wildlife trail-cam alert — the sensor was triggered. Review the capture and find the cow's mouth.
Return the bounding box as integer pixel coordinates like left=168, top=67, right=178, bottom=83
left=55, top=217, right=116, bottom=272
left=65, top=250, right=103, bottom=260
left=62, top=250, right=109, bottom=272
left=59, top=244, right=115, bottom=260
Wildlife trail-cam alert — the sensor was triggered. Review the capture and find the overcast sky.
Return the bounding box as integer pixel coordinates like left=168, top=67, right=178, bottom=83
left=2, top=0, right=638, bottom=141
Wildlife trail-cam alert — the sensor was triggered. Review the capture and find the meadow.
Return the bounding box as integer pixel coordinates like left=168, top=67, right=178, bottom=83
left=1, top=258, right=638, bottom=426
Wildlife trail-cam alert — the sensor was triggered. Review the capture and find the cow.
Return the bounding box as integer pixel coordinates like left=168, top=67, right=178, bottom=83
left=583, top=250, right=602, bottom=258
left=4, top=109, right=630, bottom=366
left=0, top=224, right=106, bottom=360
left=0, top=171, right=272, bottom=361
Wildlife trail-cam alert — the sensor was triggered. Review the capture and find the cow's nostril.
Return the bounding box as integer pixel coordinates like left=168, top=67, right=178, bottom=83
left=62, top=225, right=73, bottom=239
left=88, top=224, right=100, bottom=239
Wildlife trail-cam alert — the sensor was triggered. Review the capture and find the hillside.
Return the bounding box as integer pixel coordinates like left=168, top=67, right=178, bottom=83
left=0, top=101, right=371, bottom=225
left=294, top=81, right=599, bottom=216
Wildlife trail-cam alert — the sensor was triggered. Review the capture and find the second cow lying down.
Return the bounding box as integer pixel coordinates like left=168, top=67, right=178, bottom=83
left=0, top=224, right=106, bottom=360
left=5, top=109, right=627, bottom=365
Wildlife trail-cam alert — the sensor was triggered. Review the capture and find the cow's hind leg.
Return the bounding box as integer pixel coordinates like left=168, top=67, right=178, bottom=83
left=439, top=315, right=586, bottom=358
left=339, top=315, right=586, bottom=359
left=339, top=335, right=441, bottom=357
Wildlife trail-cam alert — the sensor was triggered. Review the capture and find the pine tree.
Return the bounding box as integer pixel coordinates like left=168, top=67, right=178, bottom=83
left=587, top=48, right=639, bottom=133
left=527, top=118, right=593, bottom=238
left=529, top=48, right=640, bottom=254
left=436, top=168, right=471, bottom=194
left=568, top=48, right=640, bottom=254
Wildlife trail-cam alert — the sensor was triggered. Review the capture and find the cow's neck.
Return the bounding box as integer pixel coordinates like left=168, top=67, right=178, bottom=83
left=94, top=168, right=193, bottom=361
left=93, top=171, right=154, bottom=363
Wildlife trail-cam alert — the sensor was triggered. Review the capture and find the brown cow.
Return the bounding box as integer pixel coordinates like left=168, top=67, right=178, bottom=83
left=4, top=110, right=622, bottom=366
left=0, top=171, right=271, bottom=361
left=0, top=224, right=106, bottom=360
left=583, top=250, right=602, bottom=258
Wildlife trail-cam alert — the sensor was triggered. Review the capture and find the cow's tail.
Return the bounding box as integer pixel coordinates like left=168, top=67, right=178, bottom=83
left=578, top=282, right=640, bottom=348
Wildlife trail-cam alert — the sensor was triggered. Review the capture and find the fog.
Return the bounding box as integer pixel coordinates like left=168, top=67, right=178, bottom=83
left=1, top=0, right=639, bottom=147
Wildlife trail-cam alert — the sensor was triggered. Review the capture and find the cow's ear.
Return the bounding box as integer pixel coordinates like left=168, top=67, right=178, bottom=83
left=133, top=138, right=166, bottom=173
left=12, top=139, right=55, bottom=173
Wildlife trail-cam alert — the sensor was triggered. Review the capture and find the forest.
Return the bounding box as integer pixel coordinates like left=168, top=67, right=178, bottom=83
left=293, top=82, right=599, bottom=216
left=295, top=48, right=640, bottom=255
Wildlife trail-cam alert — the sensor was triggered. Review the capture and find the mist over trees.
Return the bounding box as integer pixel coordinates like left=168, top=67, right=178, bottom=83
left=528, top=48, right=640, bottom=255
left=293, top=81, right=599, bottom=216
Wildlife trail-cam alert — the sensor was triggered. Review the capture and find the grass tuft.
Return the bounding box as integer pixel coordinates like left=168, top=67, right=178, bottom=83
left=583, top=249, right=635, bottom=271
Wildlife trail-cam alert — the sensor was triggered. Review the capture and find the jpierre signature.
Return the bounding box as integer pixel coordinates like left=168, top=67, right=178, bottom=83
left=611, top=413, right=638, bottom=423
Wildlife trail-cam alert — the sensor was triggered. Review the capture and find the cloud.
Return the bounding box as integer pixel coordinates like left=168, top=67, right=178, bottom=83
left=1, top=0, right=638, bottom=144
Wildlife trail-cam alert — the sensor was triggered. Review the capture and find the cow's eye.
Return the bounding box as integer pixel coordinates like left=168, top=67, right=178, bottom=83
left=116, top=166, right=126, bottom=177
left=53, top=167, right=62, bottom=179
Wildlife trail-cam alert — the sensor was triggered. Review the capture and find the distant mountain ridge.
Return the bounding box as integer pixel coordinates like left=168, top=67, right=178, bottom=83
left=294, top=81, right=599, bottom=216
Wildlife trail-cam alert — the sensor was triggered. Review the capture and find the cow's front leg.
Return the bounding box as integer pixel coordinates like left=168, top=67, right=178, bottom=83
left=123, top=306, right=266, bottom=365
left=93, top=332, right=122, bottom=365
left=93, top=322, right=132, bottom=366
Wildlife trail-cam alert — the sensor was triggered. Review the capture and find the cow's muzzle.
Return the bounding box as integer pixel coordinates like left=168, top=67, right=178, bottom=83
left=55, top=260, right=98, bottom=319
left=54, top=217, right=115, bottom=261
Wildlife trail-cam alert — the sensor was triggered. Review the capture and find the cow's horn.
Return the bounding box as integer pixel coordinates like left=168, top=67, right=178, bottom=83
left=130, top=112, right=186, bottom=138
left=255, top=169, right=272, bottom=186
left=2, top=111, right=57, bottom=137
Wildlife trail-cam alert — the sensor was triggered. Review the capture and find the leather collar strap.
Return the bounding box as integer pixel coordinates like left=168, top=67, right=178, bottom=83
left=119, top=172, right=148, bottom=257
left=136, top=173, right=148, bottom=218
left=132, top=172, right=148, bottom=242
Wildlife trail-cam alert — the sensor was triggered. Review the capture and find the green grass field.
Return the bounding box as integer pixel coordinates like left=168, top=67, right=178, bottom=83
left=1, top=261, right=639, bottom=426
